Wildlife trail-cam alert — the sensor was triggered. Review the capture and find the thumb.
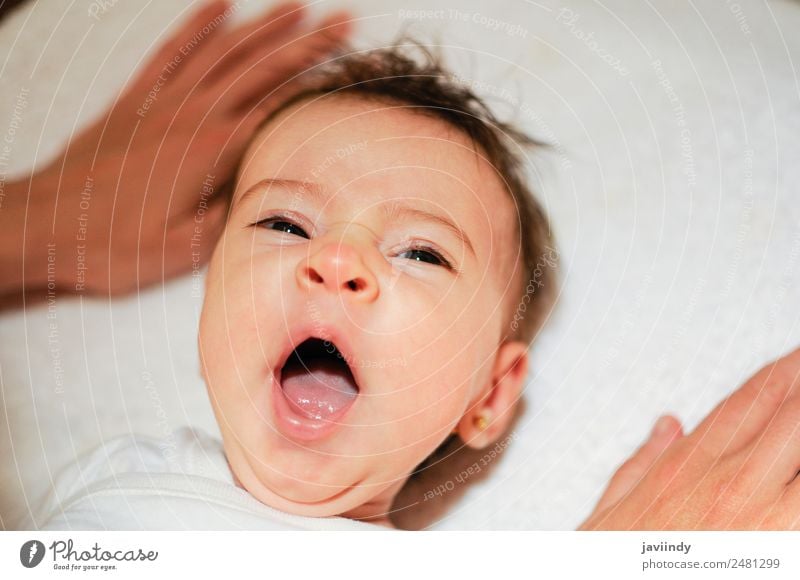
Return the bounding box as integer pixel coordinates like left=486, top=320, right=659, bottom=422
left=592, top=415, right=684, bottom=514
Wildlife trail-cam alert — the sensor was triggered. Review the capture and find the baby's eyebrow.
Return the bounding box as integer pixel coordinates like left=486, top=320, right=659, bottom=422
left=236, top=178, right=325, bottom=206
left=237, top=177, right=475, bottom=257
left=381, top=201, right=475, bottom=257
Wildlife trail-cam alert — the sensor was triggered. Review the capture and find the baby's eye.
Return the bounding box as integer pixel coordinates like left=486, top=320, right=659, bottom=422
left=257, top=217, right=309, bottom=239
left=398, top=247, right=452, bottom=269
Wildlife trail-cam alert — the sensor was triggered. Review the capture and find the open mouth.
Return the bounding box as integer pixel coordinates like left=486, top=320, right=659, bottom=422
left=278, top=338, right=360, bottom=422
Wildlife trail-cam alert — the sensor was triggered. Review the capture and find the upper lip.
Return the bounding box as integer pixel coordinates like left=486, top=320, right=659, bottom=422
left=273, top=321, right=363, bottom=393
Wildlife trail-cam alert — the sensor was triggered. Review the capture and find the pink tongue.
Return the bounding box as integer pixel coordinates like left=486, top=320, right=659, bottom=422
left=281, top=358, right=358, bottom=421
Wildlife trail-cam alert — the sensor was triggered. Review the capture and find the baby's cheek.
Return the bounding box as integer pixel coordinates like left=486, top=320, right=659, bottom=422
left=221, top=250, right=294, bottom=327
left=400, top=351, right=475, bottom=423
left=434, top=281, right=494, bottom=342
left=390, top=271, right=469, bottom=320
left=201, top=252, right=283, bottom=385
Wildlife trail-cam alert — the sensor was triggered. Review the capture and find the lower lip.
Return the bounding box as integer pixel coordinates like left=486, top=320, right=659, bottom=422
left=270, top=372, right=357, bottom=443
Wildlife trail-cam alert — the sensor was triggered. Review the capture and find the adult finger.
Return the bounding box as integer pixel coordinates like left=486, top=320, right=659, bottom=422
left=213, top=1, right=306, bottom=63
left=126, top=1, right=231, bottom=96
left=216, top=11, right=352, bottom=114
left=590, top=416, right=684, bottom=514
left=740, top=373, right=800, bottom=488
left=185, top=1, right=306, bottom=88
left=687, top=347, right=800, bottom=458
left=778, top=474, right=800, bottom=529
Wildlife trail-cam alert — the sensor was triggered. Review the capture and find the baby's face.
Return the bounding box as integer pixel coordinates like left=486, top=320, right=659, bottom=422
left=198, top=95, right=527, bottom=522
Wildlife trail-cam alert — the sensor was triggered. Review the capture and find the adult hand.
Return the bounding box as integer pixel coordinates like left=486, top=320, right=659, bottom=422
left=3, top=1, right=350, bottom=297
left=580, top=347, right=800, bottom=529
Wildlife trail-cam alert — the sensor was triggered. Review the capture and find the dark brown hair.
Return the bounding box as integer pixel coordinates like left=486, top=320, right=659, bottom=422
left=254, top=42, right=557, bottom=344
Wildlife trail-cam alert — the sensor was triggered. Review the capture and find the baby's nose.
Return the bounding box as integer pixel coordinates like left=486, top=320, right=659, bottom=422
left=297, top=237, right=379, bottom=302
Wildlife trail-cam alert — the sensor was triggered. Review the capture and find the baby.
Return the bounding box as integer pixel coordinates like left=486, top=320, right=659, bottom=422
left=197, top=44, right=555, bottom=527
left=35, top=44, right=556, bottom=530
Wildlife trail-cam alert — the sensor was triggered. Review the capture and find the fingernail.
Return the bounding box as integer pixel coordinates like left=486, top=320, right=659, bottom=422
left=651, top=416, right=671, bottom=437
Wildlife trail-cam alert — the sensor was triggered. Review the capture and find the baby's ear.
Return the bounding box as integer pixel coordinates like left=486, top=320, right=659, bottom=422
left=456, top=340, right=529, bottom=449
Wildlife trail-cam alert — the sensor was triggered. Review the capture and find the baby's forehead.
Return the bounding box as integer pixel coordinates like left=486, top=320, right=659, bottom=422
left=246, top=96, right=508, bottom=205
left=252, top=95, right=482, bottom=173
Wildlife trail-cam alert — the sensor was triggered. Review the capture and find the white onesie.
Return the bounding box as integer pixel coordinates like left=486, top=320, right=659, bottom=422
left=27, top=428, right=382, bottom=531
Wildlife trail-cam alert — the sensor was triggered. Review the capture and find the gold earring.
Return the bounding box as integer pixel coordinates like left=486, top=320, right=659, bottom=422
left=474, top=412, right=490, bottom=431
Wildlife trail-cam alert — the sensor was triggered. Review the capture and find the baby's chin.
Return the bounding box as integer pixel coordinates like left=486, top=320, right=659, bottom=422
left=224, top=441, right=375, bottom=518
